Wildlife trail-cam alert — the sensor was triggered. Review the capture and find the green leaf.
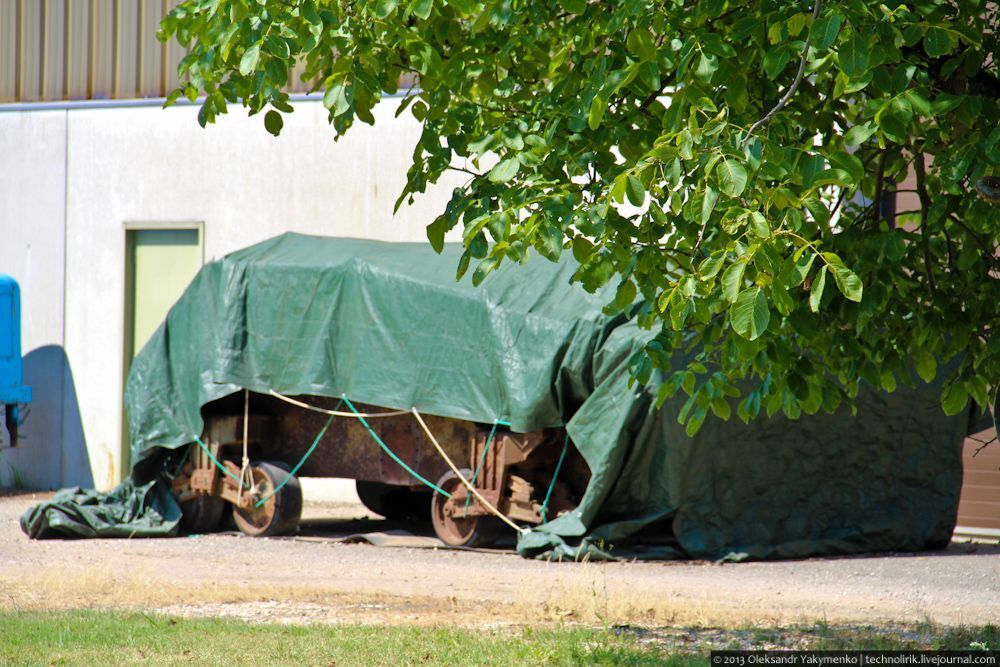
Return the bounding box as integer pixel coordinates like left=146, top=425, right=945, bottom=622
left=488, top=158, right=520, bottom=183
left=163, top=89, right=182, bottom=108
left=801, top=153, right=825, bottom=188
left=730, top=287, right=770, bottom=340
left=787, top=12, right=807, bottom=37
left=716, top=160, right=748, bottom=197
left=239, top=43, right=261, bottom=76
left=264, top=110, right=283, bottom=136
left=749, top=211, right=769, bottom=239
left=625, top=175, right=645, bottom=207
left=737, top=392, right=761, bottom=423
left=809, top=265, right=827, bottom=312
left=810, top=11, right=844, bottom=50
left=701, top=186, right=719, bottom=224
left=827, top=152, right=864, bottom=186
left=572, top=236, right=595, bottom=262
left=614, top=279, right=637, bottom=310
left=771, top=283, right=794, bottom=315
left=915, top=354, right=937, bottom=383
left=694, top=53, right=719, bottom=82
left=426, top=216, right=449, bottom=253
left=557, top=0, right=586, bottom=13
left=957, top=244, right=978, bottom=270
left=323, top=82, right=350, bottom=115
left=610, top=174, right=628, bottom=205
left=374, top=0, right=399, bottom=18
left=685, top=405, right=707, bottom=436
left=941, top=382, right=969, bottom=416
left=264, top=35, right=290, bottom=59
left=828, top=260, right=863, bottom=302
left=682, top=371, right=696, bottom=396
left=843, top=122, right=876, bottom=146
left=626, top=28, right=656, bottom=61
left=821, top=252, right=862, bottom=302
left=699, top=253, right=725, bottom=280
left=412, top=0, right=433, bottom=19
left=576, top=254, right=615, bottom=292
left=923, top=26, right=955, bottom=57
left=536, top=223, right=564, bottom=261
left=838, top=34, right=870, bottom=78
left=790, top=252, right=816, bottom=286
left=763, top=47, right=791, bottom=80
left=588, top=94, right=607, bottom=130
left=471, top=254, right=501, bottom=286
left=875, top=97, right=914, bottom=144
left=722, top=259, right=748, bottom=303
left=711, top=397, right=732, bottom=420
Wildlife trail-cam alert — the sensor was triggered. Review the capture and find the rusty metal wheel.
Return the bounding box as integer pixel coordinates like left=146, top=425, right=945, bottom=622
left=430, top=468, right=503, bottom=548
left=179, top=495, right=225, bottom=535
left=232, top=461, right=302, bottom=537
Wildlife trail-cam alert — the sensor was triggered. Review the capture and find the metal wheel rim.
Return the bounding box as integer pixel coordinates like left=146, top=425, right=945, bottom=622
left=431, top=475, right=479, bottom=545
left=233, top=466, right=277, bottom=534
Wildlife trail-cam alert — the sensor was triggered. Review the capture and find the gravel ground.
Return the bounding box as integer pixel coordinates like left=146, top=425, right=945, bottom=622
left=1, top=492, right=998, bottom=628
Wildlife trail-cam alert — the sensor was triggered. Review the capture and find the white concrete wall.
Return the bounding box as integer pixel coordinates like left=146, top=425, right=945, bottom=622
left=0, top=110, right=85, bottom=489
left=1, top=97, right=463, bottom=490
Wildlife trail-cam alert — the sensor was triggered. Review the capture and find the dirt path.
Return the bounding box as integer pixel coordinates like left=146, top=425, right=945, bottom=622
left=2, top=493, right=998, bottom=628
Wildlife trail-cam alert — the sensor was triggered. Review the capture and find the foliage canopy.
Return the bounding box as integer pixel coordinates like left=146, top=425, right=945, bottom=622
left=160, top=0, right=1000, bottom=432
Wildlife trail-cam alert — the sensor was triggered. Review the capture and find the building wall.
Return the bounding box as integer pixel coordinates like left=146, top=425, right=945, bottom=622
left=0, top=109, right=75, bottom=488
left=0, top=97, right=462, bottom=489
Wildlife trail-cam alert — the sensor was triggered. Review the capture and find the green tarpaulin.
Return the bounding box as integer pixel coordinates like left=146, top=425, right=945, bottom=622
left=23, top=233, right=966, bottom=558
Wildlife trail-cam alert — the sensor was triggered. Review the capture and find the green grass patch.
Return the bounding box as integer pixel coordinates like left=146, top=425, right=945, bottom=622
left=0, top=610, right=995, bottom=666
left=0, top=610, right=689, bottom=667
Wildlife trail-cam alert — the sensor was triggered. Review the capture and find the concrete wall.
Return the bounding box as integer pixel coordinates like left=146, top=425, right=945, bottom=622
left=0, top=97, right=462, bottom=490
left=0, top=109, right=88, bottom=489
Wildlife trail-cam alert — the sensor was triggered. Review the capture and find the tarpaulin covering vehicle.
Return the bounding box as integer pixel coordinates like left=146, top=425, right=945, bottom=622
left=22, top=233, right=967, bottom=560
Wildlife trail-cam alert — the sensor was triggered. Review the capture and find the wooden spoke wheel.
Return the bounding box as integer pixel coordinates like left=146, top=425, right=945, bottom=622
left=430, top=468, right=503, bottom=548
left=356, top=481, right=431, bottom=521
left=232, top=461, right=302, bottom=537
left=179, top=495, right=226, bottom=535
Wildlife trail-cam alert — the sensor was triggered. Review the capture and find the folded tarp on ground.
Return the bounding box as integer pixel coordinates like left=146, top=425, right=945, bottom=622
left=23, top=233, right=967, bottom=557
left=19, top=478, right=181, bottom=539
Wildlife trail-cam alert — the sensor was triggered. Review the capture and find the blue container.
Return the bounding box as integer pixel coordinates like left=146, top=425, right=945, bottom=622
left=0, top=275, right=31, bottom=445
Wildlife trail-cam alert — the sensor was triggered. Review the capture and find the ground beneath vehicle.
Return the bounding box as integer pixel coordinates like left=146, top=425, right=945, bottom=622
left=171, top=392, right=589, bottom=546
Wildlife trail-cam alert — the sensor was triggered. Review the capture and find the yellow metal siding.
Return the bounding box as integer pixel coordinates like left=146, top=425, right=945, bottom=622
left=19, top=1, right=43, bottom=101
left=64, top=0, right=89, bottom=98
left=0, top=1, right=17, bottom=100
left=0, top=0, right=315, bottom=103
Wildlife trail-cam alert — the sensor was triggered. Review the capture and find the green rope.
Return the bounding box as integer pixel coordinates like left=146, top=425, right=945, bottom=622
left=539, top=432, right=570, bottom=524
left=192, top=434, right=249, bottom=489
left=463, top=421, right=499, bottom=518
left=254, top=409, right=338, bottom=509
left=170, top=445, right=191, bottom=479
left=342, top=396, right=452, bottom=497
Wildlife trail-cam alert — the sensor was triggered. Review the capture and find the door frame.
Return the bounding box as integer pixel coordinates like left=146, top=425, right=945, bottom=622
left=121, top=221, right=204, bottom=480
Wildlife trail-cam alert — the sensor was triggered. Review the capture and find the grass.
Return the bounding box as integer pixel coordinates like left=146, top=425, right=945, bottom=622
left=0, top=610, right=688, bottom=667
left=0, top=611, right=996, bottom=667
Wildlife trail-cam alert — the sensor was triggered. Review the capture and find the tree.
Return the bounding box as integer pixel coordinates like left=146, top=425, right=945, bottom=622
left=160, top=0, right=999, bottom=433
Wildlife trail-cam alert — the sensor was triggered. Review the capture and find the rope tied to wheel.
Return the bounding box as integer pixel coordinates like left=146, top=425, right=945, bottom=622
left=189, top=388, right=534, bottom=538
left=410, top=407, right=528, bottom=535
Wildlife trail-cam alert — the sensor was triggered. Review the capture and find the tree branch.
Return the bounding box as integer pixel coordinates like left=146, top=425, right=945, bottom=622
left=742, top=0, right=821, bottom=147
left=913, top=152, right=936, bottom=294
left=947, top=213, right=1000, bottom=272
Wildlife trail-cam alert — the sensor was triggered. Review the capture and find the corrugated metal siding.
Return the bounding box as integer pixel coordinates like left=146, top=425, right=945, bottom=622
left=957, top=428, right=1000, bottom=531
left=0, top=0, right=312, bottom=103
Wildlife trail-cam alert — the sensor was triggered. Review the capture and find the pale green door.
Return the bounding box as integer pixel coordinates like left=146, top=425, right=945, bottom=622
left=126, top=229, right=202, bottom=358
left=122, top=228, right=203, bottom=475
